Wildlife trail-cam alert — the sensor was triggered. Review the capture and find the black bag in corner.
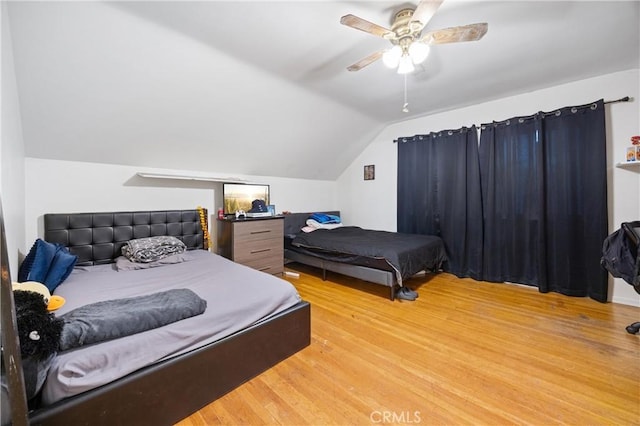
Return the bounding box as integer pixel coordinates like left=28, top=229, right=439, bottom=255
left=601, top=227, right=639, bottom=287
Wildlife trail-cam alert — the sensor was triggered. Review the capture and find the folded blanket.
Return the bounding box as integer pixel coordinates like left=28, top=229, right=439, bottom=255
left=302, top=219, right=344, bottom=233
left=59, top=289, right=206, bottom=351
left=309, top=213, right=341, bottom=224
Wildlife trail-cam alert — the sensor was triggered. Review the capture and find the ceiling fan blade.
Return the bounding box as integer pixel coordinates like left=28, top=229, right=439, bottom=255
left=411, top=0, right=443, bottom=28
left=346, top=50, right=384, bottom=72
left=421, top=23, right=488, bottom=44
left=340, top=14, right=393, bottom=39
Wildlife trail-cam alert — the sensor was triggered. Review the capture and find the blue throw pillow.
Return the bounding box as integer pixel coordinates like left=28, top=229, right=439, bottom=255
left=44, top=247, right=77, bottom=291
left=18, top=239, right=57, bottom=283
left=18, top=239, right=77, bottom=292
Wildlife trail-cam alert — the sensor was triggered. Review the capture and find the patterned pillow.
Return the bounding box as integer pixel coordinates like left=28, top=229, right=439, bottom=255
left=121, top=236, right=186, bottom=263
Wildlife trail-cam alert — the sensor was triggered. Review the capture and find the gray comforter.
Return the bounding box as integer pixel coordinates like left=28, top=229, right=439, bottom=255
left=43, top=250, right=300, bottom=405
left=59, top=289, right=207, bottom=351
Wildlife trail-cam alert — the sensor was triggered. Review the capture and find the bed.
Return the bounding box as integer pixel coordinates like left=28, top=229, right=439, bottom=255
left=283, top=212, right=447, bottom=300
left=1, top=208, right=310, bottom=426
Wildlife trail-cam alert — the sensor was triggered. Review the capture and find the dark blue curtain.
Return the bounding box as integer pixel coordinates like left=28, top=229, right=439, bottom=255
left=478, top=117, right=545, bottom=286
left=479, top=100, right=608, bottom=301
left=397, top=100, right=608, bottom=302
left=397, top=127, right=483, bottom=279
left=539, top=101, right=608, bottom=301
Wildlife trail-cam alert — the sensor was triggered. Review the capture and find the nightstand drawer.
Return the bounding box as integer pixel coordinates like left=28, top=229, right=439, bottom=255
left=234, top=220, right=283, bottom=243
left=240, top=255, right=284, bottom=275
left=234, top=240, right=283, bottom=263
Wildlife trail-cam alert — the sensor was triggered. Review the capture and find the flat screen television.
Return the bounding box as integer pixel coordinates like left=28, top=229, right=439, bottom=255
left=223, top=183, right=270, bottom=215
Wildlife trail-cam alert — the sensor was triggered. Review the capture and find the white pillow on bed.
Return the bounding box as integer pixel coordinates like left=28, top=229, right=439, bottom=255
left=302, top=219, right=344, bottom=233
left=115, top=253, right=189, bottom=271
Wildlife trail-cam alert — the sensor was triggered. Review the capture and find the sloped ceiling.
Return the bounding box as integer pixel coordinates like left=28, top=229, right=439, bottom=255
left=6, top=1, right=639, bottom=180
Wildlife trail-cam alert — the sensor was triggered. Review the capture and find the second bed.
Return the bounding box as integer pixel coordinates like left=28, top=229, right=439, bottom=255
left=284, top=212, right=447, bottom=300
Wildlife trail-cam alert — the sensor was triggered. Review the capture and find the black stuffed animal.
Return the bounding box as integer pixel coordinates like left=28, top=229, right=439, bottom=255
left=1, top=290, right=64, bottom=425
left=5, top=290, right=63, bottom=399
left=13, top=290, right=63, bottom=362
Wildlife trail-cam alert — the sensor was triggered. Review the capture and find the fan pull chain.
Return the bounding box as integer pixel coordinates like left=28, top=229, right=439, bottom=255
left=402, top=74, right=409, bottom=113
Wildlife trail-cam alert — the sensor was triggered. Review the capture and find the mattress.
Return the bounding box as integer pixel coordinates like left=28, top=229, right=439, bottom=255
left=285, top=236, right=394, bottom=271
left=43, top=250, right=301, bottom=405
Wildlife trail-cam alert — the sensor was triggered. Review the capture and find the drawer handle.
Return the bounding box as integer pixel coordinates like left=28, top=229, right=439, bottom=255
left=250, top=248, right=271, bottom=254
left=258, top=266, right=271, bottom=272
left=250, top=230, right=272, bottom=235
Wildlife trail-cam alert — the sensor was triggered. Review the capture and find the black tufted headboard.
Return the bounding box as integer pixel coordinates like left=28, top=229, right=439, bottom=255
left=44, top=209, right=207, bottom=266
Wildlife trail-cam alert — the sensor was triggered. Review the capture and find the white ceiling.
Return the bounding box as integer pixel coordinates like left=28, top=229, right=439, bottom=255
left=6, top=1, right=640, bottom=180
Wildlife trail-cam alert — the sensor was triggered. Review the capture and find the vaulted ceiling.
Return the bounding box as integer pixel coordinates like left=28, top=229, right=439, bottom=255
left=6, top=1, right=639, bottom=180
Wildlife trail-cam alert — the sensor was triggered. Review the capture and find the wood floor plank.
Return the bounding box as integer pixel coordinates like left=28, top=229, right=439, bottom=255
left=176, top=265, right=640, bottom=425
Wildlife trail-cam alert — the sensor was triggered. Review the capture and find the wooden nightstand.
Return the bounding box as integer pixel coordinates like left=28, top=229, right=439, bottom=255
left=217, top=216, right=284, bottom=275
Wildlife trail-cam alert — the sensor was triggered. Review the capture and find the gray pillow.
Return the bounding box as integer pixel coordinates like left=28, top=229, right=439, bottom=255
left=121, top=236, right=187, bottom=263
left=115, top=253, right=188, bottom=271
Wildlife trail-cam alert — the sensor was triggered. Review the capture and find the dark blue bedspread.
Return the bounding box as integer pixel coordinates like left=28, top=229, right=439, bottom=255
left=291, top=226, right=447, bottom=285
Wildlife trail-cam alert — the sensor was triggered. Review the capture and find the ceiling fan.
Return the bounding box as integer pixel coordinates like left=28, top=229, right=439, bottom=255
left=341, top=0, right=488, bottom=74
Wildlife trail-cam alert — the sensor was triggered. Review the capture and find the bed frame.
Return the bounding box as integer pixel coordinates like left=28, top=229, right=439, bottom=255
left=283, top=212, right=398, bottom=300
left=1, top=208, right=310, bottom=426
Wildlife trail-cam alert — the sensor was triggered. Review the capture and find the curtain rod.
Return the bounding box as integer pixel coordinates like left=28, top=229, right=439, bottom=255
left=394, top=96, right=632, bottom=142
left=604, top=96, right=631, bottom=104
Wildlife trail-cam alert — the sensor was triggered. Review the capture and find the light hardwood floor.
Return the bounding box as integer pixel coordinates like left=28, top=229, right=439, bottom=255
left=176, top=264, right=640, bottom=425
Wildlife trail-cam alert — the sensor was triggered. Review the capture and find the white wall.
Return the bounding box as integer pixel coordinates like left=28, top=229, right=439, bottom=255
left=24, top=159, right=337, bottom=255
left=1, top=2, right=26, bottom=278
left=337, top=69, right=640, bottom=306
left=8, top=1, right=381, bottom=181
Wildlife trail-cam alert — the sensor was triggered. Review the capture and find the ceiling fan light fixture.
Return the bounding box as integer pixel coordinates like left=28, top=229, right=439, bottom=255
left=341, top=1, right=488, bottom=73
left=408, top=41, right=430, bottom=64
left=397, top=54, right=415, bottom=74
left=382, top=45, right=402, bottom=68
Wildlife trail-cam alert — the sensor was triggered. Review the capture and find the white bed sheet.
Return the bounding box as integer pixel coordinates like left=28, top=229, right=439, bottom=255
left=43, top=250, right=301, bottom=405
